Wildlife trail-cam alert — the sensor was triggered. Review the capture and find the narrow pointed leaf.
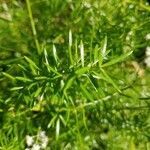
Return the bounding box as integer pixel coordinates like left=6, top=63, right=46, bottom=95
left=80, top=84, right=93, bottom=101
left=94, top=45, right=99, bottom=62
left=80, top=41, right=84, bottom=67
left=44, top=48, right=51, bottom=72
left=59, top=115, right=66, bottom=126
left=68, top=30, right=73, bottom=65
left=75, top=67, right=90, bottom=75
left=24, top=56, right=39, bottom=70
left=34, top=87, right=42, bottom=97
left=101, top=36, right=107, bottom=57
left=2, top=72, right=15, bottom=80
left=56, top=118, right=60, bottom=140
left=102, top=51, right=133, bottom=67
left=53, top=44, right=58, bottom=64
left=10, top=87, right=24, bottom=91
left=16, top=76, right=32, bottom=82
left=69, top=30, right=72, bottom=47
left=63, top=76, right=76, bottom=96
left=101, top=68, right=121, bottom=92
left=47, top=115, right=57, bottom=128
left=34, top=76, right=48, bottom=80
left=44, top=63, right=62, bottom=76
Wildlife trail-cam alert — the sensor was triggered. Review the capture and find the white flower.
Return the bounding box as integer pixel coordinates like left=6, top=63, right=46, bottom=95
left=145, top=47, right=150, bottom=56
left=126, top=31, right=133, bottom=41
left=38, top=131, right=48, bottom=149
left=144, top=57, right=150, bottom=67
left=40, top=138, right=48, bottom=149
left=83, top=2, right=91, bottom=8
left=26, top=135, right=34, bottom=147
left=38, top=131, right=46, bottom=139
left=145, top=33, right=150, bottom=40
left=25, top=148, right=31, bottom=150
left=26, top=130, right=48, bottom=150
left=145, top=2, right=149, bottom=6
left=31, top=144, right=41, bottom=150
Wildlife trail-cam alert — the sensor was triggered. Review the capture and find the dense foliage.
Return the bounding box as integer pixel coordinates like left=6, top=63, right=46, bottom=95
left=0, top=0, right=150, bottom=149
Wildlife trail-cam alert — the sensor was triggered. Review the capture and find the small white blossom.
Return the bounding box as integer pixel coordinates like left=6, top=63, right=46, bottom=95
left=41, top=135, right=48, bottom=143
left=145, top=2, right=149, bottom=6
left=26, top=135, right=34, bottom=147
left=31, top=144, right=41, bottom=150
left=25, top=148, right=31, bottom=150
left=83, top=2, right=91, bottom=8
left=38, top=131, right=48, bottom=149
left=26, top=130, right=48, bottom=150
left=144, top=57, right=150, bottom=67
left=145, top=47, right=150, bottom=56
left=40, top=138, right=48, bottom=149
left=145, top=33, right=150, bottom=40
left=126, top=31, right=133, bottom=41
left=38, top=131, right=46, bottom=139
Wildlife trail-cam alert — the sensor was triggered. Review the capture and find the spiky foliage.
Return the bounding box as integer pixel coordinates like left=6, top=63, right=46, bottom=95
left=0, top=0, right=150, bottom=149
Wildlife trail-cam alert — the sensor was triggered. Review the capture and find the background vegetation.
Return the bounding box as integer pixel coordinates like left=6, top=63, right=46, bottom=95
left=0, top=0, right=150, bottom=149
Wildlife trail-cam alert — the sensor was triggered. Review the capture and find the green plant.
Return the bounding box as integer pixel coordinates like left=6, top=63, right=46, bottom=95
left=0, top=0, right=150, bottom=149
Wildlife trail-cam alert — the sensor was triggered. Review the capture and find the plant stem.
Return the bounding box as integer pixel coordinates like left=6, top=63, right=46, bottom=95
left=26, top=0, right=41, bottom=55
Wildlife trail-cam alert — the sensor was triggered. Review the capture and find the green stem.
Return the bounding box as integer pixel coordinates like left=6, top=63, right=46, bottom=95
left=26, top=0, right=41, bottom=55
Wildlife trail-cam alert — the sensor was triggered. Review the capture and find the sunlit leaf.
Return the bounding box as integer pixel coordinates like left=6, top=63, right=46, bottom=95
left=16, top=76, right=32, bottom=82
left=101, top=36, right=107, bottom=57
left=34, top=76, right=48, bottom=80
left=56, top=118, right=60, bottom=140
left=2, top=72, right=15, bottom=80
left=34, top=87, right=42, bottom=97
left=24, top=56, right=39, bottom=75
left=53, top=44, right=59, bottom=64
left=44, top=48, right=50, bottom=72
left=68, top=30, right=73, bottom=65
left=75, top=67, right=90, bottom=75
left=47, top=115, right=57, bottom=129
left=59, top=115, right=66, bottom=126
left=63, top=76, right=76, bottom=96
left=10, top=87, right=24, bottom=91
left=44, top=63, right=62, bottom=76
left=80, top=40, right=84, bottom=67
left=24, top=56, right=39, bottom=70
